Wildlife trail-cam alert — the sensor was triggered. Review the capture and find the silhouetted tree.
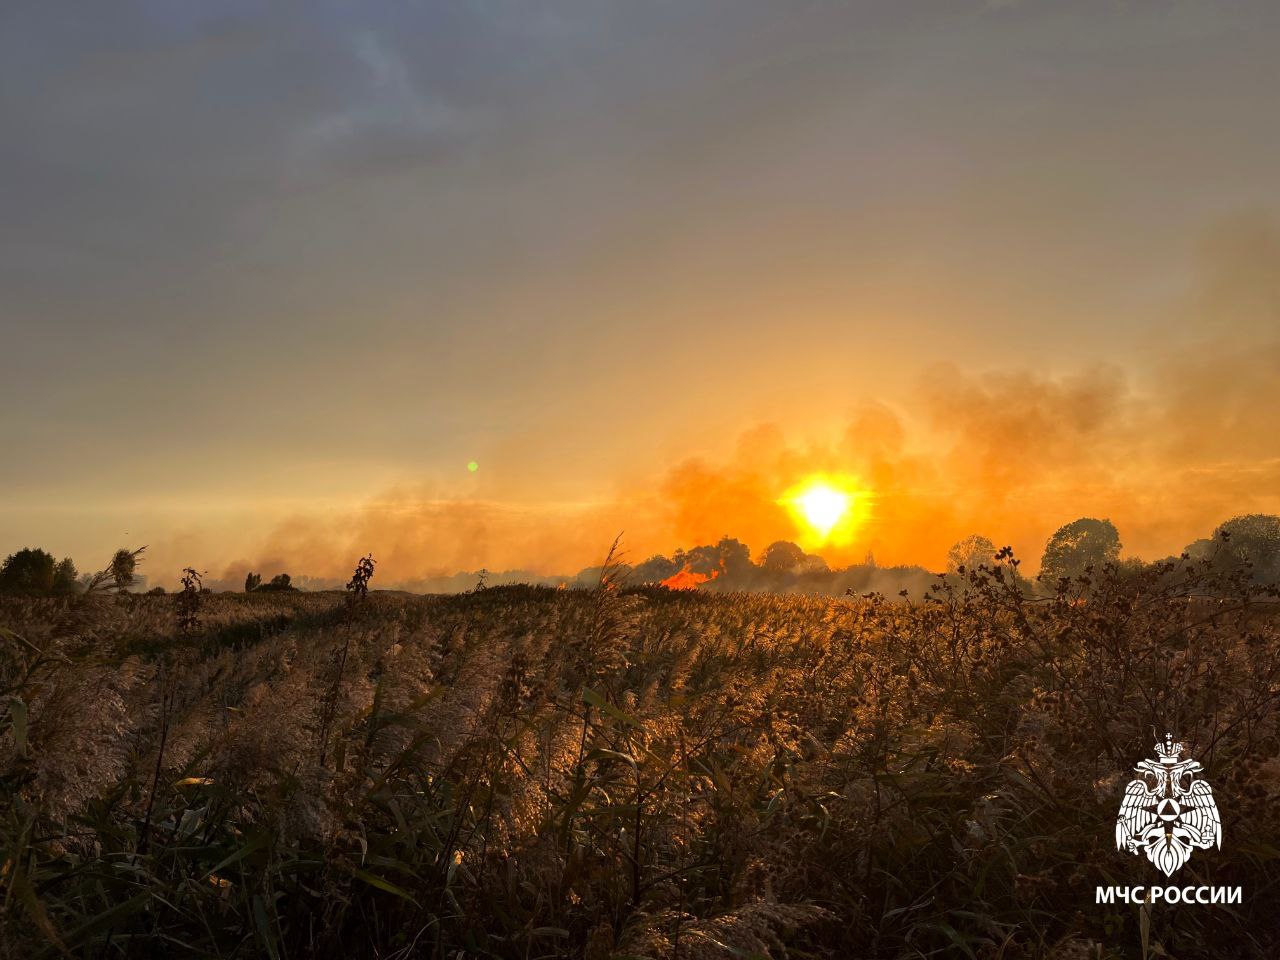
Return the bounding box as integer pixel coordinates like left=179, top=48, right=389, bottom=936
left=721, top=537, right=754, bottom=577
left=245, top=572, right=262, bottom=592
left=1210, top=514, right=1280, bottom=583
left=0, top=548, right=56, bottom=594
left=256, top=573, right=295, bottom=592
left=1183, top=537, right=1216, bottom=563
left=109, top=548, right=139, bottom=592
left=946, top=535, right=997, bottom=574
left=797, top=553, right=830, bottom=574
left=632, top=554, right=678, bottom=583
left=760, top=541, right=807, bottom=573
left=52, top=557, right=78, bottom=594
left=0, top=550, right=83, bottom=595
left=679, top=537, right=753, bottom=578
left=1040, top=518, right=1121, bottom=583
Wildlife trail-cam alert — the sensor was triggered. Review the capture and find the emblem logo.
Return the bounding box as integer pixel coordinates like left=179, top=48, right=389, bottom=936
left=1116, top=733, right=1221, bottom=876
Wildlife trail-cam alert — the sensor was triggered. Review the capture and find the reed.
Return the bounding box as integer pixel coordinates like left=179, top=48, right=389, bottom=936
left=1, top=555, right=1278, bottom=958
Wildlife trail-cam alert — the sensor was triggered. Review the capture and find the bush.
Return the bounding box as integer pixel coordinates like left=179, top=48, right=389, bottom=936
left=254, top=573, right=296, bottom=592
left=0, top=548, right=78, bottom=595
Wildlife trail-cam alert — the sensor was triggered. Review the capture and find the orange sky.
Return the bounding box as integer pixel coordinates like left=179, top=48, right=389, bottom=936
left=3, top=3, right=1280, bottom=587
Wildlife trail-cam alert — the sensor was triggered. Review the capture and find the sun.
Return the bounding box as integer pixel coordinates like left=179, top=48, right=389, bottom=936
left=795, top=485, right=849, bottom=537
left=779, top=475, right=870, bottom=546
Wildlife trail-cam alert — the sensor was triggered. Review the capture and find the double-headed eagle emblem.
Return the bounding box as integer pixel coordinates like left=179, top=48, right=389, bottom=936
left=1116, top=733, right=1221, bottom=876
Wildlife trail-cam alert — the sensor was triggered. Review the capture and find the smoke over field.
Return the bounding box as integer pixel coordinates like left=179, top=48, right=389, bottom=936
left=148, top=214, right=1280, bottom=592
left=9, top=3, right=1280, bottom=958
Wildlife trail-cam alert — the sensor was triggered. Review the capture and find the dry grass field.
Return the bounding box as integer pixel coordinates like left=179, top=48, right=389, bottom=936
left=3, top=556, right=1279, bottom=959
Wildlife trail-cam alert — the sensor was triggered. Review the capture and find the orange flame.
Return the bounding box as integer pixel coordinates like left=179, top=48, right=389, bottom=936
left=659, top=563, right=722, bottom=591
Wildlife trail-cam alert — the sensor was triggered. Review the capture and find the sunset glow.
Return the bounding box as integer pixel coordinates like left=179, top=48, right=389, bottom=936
left=4, top=3, right=1280, bottom=586
left=780, top=476, right=870, bottom=547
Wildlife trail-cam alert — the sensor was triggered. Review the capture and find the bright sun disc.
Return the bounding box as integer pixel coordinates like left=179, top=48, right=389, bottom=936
left=796, top=485, right=849, bottom=537
left=779, top=475, right=869, bottom=546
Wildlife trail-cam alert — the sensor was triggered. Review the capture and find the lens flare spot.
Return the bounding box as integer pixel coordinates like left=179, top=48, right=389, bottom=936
left=467, top=460, right=479, bottom=473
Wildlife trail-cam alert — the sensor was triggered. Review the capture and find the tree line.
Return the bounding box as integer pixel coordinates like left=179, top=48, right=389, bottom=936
left=2, top=513, right=1277, bottom=597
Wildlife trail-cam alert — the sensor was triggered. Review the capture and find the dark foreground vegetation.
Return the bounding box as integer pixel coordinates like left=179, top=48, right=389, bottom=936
left=3, top=554, right=1280, bottom=959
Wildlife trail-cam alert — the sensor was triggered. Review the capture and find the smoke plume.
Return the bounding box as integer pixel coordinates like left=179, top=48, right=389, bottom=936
left=153, top=214, right=1280, bottom=589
